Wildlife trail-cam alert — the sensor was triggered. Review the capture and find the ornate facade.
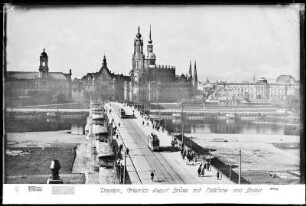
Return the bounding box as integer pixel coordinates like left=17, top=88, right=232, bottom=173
left=81, top=55, right=130, bottom=102
left=129, top=26, right=198, bottom=104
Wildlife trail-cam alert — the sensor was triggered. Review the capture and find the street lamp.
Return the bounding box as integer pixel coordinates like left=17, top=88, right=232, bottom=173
left=181, top=103, right=184, bottom=147
left=239, top=149, right=242, bottom=184
left=124, top=149, right=127, bottom=184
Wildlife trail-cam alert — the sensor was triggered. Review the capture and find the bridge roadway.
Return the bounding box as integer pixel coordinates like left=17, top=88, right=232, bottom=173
left=107, top=102, right=233, bottom=184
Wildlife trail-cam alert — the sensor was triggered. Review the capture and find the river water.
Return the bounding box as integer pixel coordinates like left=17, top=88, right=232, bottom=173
left=162, top=118, right=300, bottom=136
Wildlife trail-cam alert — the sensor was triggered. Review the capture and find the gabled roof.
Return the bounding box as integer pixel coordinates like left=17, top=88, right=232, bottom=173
left=49, top=72, right=69, bottom=80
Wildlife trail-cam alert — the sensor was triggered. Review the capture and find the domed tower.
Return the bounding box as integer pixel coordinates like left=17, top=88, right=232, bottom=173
left=145, top=25, right=156, bottom=67
left=132, top=26, right=145, bottom=85
left=39, top=48, right=49, bottom=79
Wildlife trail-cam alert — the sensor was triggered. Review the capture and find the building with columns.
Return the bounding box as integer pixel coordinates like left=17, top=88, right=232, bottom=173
left=5, top=49, right=72, bottom=106
left=128, top=26, right=199, bottom=106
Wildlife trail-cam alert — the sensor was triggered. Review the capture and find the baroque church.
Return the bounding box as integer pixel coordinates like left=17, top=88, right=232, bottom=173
left=128, top=26, right=199, bottom=105
left=80, top=26, right=199, bottom=105
left=5, top=49, right=72, bottom=106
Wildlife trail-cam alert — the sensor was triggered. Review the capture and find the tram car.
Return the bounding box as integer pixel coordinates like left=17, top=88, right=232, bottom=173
left=120, top=108, right=126, bottom=118
left=148, top=133, right=160, bottom=151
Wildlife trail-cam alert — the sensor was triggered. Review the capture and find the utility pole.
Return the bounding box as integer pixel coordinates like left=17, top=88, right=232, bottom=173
left=181, top=103, right=184, bottom=147
left=124, top=149, right=127, bottom=184
left=159, top=105, right=161, bottom=125
left=239, top=149, right=241, bottom=184
left=229, top=162, right=232, bottom=180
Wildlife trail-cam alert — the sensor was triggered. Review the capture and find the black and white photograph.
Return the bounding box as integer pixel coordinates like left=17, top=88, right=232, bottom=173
left=2, top=3, right=305, bottom=204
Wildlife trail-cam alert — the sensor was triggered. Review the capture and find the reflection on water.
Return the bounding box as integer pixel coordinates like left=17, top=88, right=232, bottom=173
left=163, top=119, right=299, bottom=136
left=6, top=119, right=87, bottom=132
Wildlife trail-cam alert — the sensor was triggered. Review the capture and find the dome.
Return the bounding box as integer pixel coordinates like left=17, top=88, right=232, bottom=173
left=276, top=75, right=295, bottom=84
left=136, top=26, right=142, bottom=39
left=40, top=48, right=48, bottom=58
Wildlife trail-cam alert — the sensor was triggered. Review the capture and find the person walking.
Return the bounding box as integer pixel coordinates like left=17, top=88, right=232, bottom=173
left=183, top=150, right=186, bottom=160
left=216, top=171, right=220, bottom=180
left=201, top=167, right=205, bottom=177
left=150, top=171, right=155, bottom=182
left=197, top=165, right=202, bottom=177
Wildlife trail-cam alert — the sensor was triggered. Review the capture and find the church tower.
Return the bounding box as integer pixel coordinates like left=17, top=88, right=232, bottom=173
left=132, top=26, right=145, bottom=85
left=193, top=60, right=198, bottom=89
left=188, top=61, right=192, bottom=81
left=145, top=25, right=156, bottom=68
left=39, top=48, right=49, bottom=79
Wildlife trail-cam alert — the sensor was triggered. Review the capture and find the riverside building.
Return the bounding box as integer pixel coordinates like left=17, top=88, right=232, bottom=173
left=5, top=49, right=72, bottom=106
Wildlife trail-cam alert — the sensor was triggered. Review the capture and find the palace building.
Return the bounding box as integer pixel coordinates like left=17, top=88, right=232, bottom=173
left=5, top=49, right=72, bottom=106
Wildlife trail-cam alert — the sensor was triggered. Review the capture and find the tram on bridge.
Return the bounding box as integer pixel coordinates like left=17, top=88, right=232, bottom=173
left=148, top=133, right=160, bottom=151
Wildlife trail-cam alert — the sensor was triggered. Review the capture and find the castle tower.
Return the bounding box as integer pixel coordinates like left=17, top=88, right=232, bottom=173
left=132, top=26, right=145, bottom=85
left=193, top=60, right=198, bottom=89
left=145, top=25, right=156, bottom=67
left=39, top=48, right=49, bottom=79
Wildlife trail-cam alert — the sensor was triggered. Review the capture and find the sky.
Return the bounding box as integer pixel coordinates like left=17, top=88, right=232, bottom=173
left=6, top=4, right=301, bottom=82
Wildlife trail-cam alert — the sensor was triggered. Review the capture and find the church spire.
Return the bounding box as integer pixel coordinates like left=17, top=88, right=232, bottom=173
left=148, top=25, right=153, bottom=44
left=136, top=26, right=142, bottom=39
left=189, top=61, right=192, bottom=79
left=193, top=60, right=198, bottom=88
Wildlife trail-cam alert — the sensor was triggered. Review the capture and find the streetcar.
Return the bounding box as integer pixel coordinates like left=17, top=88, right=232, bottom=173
left=148, top=133, right=160, bottom=151
left=120, top=108, right=126, bottom=118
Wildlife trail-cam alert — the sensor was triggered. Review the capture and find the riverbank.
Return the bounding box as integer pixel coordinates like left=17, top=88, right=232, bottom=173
left=184, top=133, right=300, bottom=184
left=5, top=130, right=87, bottom=184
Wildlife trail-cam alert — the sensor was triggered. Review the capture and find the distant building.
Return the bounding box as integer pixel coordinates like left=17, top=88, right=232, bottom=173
left=71, top=78, right=85, bottom=102
left=81, top=55, right=130, bottom=102
left=205, top=75, right=299, bottom=106
left=5, top=49, right=72, bottom=106
left=129, top=26, right=199, bottom=106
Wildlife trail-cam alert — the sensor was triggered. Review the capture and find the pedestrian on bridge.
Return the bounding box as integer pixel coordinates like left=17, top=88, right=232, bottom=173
left=198, top=165, right=202, bottom=177
left=201, top=167, right=205, bottom=177
left=150, top=171, right=155, bottom=182
left=183, top=150, right=187, bottom=160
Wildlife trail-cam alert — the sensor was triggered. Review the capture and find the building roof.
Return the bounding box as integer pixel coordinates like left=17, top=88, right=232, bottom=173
left=6, top=71, right=69, bottom=80
left=276, top=75, right=295, bottom=84
left=6, top=71, right=39, bottom=80
left=49, top=72, right=69, bottom=80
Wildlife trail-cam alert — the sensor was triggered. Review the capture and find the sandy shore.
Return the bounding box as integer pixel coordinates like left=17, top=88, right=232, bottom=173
left=185, top=133, right=300, bottom=184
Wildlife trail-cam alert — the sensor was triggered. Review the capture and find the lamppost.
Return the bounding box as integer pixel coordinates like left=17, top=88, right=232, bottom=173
left=124, top=149, right=127, bottom=184
left=181, top=103, right=184, bottom=147
left=229, top=162, right=232, bottom=180
left=239, top=149, right=242, bottom=184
